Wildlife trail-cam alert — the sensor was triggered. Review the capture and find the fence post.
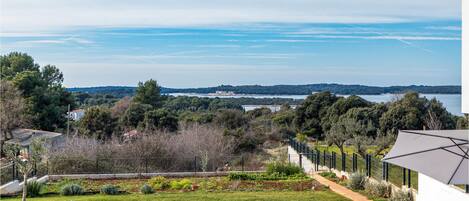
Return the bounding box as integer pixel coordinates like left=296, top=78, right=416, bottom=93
left=316, top=150, right=320, bottom=171
left=194, top=156, right=197, bottom=173
left=145, top=158, right=148, bottom=173
left=12, top=162, right=16, bottom=180
left=407, top=169, right=411, bottom=188
left=368, top=155, right=372, bottom=177
left=465, top=185, right=469, bottom=193
left=95, top=158, right=99, bottom=174
left=299, top=154, right=303, bottom=169
left=241, top=155, right=245, bottom=172
left=352, top=153, right=356, bottom=172
left=382, top=162, right=386, bottom=181
left=332, top=152, right=336, bottom=169
left=342, top=153, right=346, bottom=171
left=365, top=154, right=369, bottom=177
left=323, top=150, right=326, bottom=166
left=402, top=168, right=407, bottom=186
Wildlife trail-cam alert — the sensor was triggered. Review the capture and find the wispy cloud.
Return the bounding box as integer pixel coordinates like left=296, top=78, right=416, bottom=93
left=7, top=36, right=95, bottom=48
left=311, top=35, right=460, bottom=41
left=266, top=39, right=326, bottom=43
left=425, top=26, right=461, bottom=31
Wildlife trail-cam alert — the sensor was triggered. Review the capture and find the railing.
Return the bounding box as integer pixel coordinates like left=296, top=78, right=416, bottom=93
left=288, top=137, right=418, bottom=189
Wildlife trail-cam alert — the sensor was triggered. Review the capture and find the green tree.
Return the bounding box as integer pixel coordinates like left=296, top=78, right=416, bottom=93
left=379, top=92, right=427, bottom=135
left=294, top=92, right=339, bottom=138
left=321, top=95, right=371, bottom=133
left=1, top=52, right=75, bottom=131
left=214, top=109, right=248, bottom=130
left=79, top=106, right=116, bottom=140
left=134, top=79, right=163, bottom=107
left=141, top=109, right=178, bottom=132
left=119, top=102, right=152, bottom=130
left=0, top=52, right=40, bottom=79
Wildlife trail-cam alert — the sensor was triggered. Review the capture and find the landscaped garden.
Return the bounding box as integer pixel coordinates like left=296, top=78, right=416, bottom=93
left=1, top=162, right=350, bottom=201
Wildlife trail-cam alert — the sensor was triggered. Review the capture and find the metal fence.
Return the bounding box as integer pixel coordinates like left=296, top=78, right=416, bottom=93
left=1, top=155, right=254, bottom=185
left=288, top=137, right=418, bottom=189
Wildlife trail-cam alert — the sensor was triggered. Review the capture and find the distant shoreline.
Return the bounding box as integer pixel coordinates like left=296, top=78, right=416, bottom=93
left=68, top=83, right=461, bottom=96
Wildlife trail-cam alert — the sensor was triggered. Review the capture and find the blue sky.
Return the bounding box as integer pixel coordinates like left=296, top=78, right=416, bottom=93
left=0, top=0, right=462, bottom=88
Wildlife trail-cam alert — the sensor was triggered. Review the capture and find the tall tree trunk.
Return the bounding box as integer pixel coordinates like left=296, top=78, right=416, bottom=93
left=22, top=173, right=27, bottom=201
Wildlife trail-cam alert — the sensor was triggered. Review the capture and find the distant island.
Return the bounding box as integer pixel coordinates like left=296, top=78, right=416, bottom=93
left=67, top=83, right=461, bottom=97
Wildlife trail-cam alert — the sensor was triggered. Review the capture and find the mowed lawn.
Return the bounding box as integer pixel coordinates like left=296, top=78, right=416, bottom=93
left=3, top=191, right=350, bottom=201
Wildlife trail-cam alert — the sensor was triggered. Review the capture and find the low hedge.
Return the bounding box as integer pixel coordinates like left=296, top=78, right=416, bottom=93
left=228, top=172, right=308, bottom=181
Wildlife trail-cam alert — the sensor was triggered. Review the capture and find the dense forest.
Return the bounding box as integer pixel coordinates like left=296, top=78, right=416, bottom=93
left=68, top=84, right=461, bottom=96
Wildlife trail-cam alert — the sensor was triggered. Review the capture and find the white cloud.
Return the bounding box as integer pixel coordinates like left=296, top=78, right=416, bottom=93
left=312, top=35, right=460, bottom=41
left=0, top=0, right=461, bottom=34
left=425, top=26, right=461, bottom=31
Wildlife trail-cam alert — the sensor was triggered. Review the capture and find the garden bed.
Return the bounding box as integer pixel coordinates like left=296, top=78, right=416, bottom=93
left=43, top=176, right=321, bottom=194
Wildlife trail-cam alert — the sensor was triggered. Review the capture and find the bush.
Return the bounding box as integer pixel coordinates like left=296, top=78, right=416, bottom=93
left=228, top=172, right=308, bottom=181
left=148, top=176, right=170, bottom=190
left=100, top=184, right=119, bottom=195
left=365, top=180, right=392, bottom=198
left=27, top=181, right=43, bottom=197
left=319, top=171, right=337, bottom=179
left=391, top=189, right=414, bottom=201
left=170, top=179, right=192, bottom=190
left=60, top=184, right=84, bottom=196
left=199, top=178, right=222, bottom=191
left=266, top=162, right=303, bottom=176
left=347, top=172, right=366, bottom=190
left=140, top=184, right=155, bottom=194
left=296, top=133, right=307, bottom=142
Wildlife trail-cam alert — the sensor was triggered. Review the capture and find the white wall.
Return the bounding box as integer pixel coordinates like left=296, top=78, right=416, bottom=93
left=463, top=0, right=469, bottom=114
left=417, top=173, right=469, bottom=201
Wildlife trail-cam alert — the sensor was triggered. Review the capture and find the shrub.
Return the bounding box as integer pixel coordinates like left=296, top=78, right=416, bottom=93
left=365, top=180, right=392, bottom=198
left=296, top=133, right=307, bottom=142
left=228, top=172, right=308, bottom=181
left=148, top=176, right=170, bottom=190
left=100, top=184, right=119, bottom=195
left=228, top=172, right=256, bottom=180
left=27, top=181, right=43, bottom=197
left=170, top=179, right=192, bottom=190
left=319, top=171, right=337, bottom=179
left=140, top=184, right=155, bottom=194
left=391, top=189, right=414, bottom=201
left=60, top=184, right=84, bottom=196
left=266, top=162, right=303, bottom=176
left=199, top=178, right=220, bottom=191
left=347, top=172, right=366, bottom=190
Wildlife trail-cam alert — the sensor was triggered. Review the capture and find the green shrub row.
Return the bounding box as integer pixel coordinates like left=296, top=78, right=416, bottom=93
left=266, top=162, right=303, bottom=176
left=228, top=172, right=307, bottom=181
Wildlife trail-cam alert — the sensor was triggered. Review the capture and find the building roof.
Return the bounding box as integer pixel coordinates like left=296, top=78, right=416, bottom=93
left=5, top=128, right=62, bottom=147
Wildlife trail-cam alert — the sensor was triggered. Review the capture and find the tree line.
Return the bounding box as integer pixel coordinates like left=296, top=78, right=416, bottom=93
left=69, top=83, right=461, bottom=96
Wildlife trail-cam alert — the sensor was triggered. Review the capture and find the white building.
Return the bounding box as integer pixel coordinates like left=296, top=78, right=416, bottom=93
left=68, top=109, right=85, bottom=121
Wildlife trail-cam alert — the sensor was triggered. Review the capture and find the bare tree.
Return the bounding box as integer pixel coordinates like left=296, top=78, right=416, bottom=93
left=4, top=139, right=44, bottom=201
left=110, top=96, right=131, bottom=118
left=424, top=110, right=442, bottom=130
left=0, top=81, right=29, bottom=155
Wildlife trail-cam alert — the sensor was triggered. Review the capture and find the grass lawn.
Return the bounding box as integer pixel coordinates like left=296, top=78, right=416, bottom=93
left=2, top=191, right=351, bottom=201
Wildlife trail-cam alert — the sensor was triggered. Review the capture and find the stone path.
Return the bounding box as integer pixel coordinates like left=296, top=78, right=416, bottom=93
left=313, top=174, right=372, bottom=201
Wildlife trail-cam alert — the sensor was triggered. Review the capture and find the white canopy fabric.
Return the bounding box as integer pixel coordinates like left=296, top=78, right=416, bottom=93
left=383, top=130, right=469, bottom=185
